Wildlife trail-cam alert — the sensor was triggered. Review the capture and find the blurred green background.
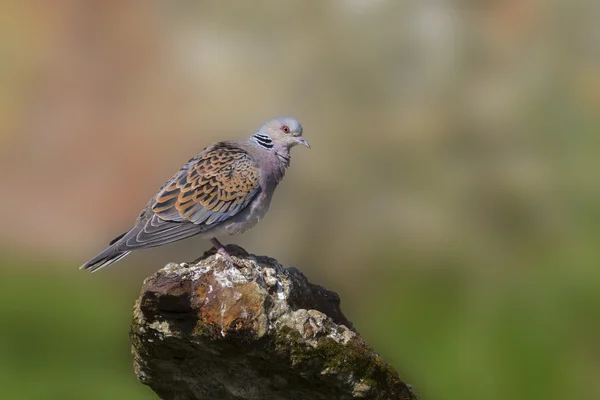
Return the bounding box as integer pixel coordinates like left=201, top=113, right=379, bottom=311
left=1, top=1, right=599, bottom=399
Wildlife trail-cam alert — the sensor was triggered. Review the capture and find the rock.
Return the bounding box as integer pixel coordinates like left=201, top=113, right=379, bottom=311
left=130, top=245, right=419, bottom=400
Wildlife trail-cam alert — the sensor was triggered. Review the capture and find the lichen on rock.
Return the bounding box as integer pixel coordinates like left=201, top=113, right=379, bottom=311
left=131, top=245, right=418, bottom=400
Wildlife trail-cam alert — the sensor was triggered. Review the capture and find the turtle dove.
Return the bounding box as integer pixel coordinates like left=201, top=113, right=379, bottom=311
left=81, top=117, right=309, bottom=272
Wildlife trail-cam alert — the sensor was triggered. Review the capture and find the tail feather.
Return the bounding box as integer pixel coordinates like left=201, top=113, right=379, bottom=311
left=81, top=216, right=204, bottom=272
left=80, top=245, right=131, bottom=273
left=109, top=231, right=127, bottom=245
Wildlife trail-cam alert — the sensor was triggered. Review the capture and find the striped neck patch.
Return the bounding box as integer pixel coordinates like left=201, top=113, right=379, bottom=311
left=252, top=134, right=274, bottom=149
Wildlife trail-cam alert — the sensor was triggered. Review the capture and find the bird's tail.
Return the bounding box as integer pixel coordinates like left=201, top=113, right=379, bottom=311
left=80, top=242, right=131, bottom=273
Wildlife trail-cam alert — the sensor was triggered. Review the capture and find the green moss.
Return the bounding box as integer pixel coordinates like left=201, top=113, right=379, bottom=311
left=273, top=325, right=401, bottom=392
left=274, top=326, right=312, bottom=365
left=193, top=321, right=214, bottom=337
left=318, top=337, right=374, bottom=376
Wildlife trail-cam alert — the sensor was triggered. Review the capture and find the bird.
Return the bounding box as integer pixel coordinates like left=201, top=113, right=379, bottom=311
left=80, top=116, right=309, bottom=272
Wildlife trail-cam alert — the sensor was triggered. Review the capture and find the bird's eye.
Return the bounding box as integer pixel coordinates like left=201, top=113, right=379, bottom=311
left=281, top=125, right=290, bottom=134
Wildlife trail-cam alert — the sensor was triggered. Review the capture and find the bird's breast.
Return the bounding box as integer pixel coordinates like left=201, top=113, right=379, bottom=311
left=220, top=191, right=272, bottom=236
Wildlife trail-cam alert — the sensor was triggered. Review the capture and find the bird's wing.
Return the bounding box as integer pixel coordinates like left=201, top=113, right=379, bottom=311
left=151, top=142, right=261, bottom=225
left=113, top=143, right=261, bottom=251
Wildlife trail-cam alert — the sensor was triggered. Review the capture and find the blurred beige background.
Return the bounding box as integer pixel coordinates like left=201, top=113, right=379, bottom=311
left=1, top=1, right=599, bottom=399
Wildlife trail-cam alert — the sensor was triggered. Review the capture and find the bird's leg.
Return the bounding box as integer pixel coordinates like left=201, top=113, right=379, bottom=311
left=211, top=237, right=237, bottom=268
left=211, top=238, right=230, bottom=256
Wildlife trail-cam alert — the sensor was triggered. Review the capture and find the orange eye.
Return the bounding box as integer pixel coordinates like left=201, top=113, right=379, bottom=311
left=281, top=125, right=290, bottom=134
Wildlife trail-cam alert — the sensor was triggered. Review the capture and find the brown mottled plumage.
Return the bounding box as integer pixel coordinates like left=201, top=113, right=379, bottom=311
left=153, top=143, right=260, bottom=225
left=81, top=117, right=309, bottom=272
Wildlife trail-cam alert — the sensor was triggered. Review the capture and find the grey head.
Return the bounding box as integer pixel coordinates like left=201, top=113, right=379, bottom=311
left=251, top=117, right=310, bottom=151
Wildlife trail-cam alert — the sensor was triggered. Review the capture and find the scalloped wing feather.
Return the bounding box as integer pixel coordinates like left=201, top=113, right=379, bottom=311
left=152, top=143, right=261, bottom=228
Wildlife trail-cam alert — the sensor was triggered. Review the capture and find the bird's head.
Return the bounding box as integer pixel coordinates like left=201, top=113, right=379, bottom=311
left=252, top=117, right=309, bottom=151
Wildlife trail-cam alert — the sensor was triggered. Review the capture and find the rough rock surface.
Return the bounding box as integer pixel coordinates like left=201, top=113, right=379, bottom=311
left=131, top=245, right=419, bottom=400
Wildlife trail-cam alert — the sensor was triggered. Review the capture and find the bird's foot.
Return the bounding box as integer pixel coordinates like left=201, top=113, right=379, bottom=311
left=215, top=248, right=238, bottom=268
left=216, top=247, right=230, bottom=257
left=211, top=238, right=237, bottom=267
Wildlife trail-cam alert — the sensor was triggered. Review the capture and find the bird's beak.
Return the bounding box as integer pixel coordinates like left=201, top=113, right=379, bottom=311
left=296, top=137, right=310, bottom=149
